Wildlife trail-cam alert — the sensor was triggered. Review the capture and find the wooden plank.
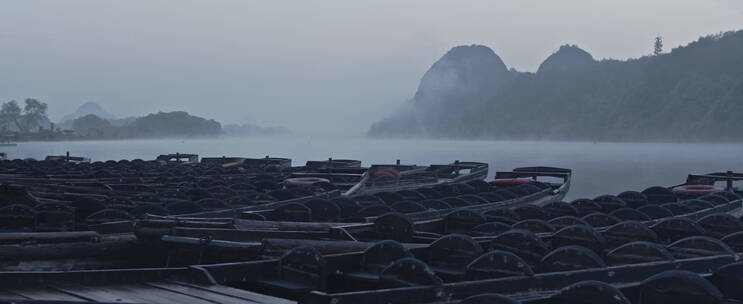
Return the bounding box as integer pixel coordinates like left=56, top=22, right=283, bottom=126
left=51, top=284, right=144, bottom=303
left=0, top=231, right=100, bottom=244
left=167, top=281, right=295, bottom=304
left=102, top=284, right=220, bottom=304
left=0, top=288, right=30, bottom=299
left=11, top=287, right=87, bottom=301
left=146, top=282, right=256, bottom=304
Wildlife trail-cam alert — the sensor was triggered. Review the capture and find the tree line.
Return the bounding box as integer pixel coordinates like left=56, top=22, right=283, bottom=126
left=0, top=99, right=50, bottom=132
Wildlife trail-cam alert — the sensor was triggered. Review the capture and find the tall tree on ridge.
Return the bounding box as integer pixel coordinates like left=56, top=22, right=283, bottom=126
left=654, top=34, right=664, bottom=56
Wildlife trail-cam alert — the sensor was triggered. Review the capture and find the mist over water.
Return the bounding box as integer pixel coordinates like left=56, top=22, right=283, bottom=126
left=5, top=138, right=743, bottom=200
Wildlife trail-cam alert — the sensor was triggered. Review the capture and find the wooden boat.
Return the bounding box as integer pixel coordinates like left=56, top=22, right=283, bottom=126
left=45, top=154, right=91, bottom=163
left=134, top=167, right=572, bottom=245
left=155, top=153, right=199, bottom=163
left=344, top=161, right=489, bottom=196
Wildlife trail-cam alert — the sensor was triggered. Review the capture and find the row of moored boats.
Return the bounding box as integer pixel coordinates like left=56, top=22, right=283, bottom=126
left=0, top=153, right=742, bottom=303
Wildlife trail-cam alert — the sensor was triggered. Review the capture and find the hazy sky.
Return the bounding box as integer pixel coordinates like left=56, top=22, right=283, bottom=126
left=1, top=0, right=742, bottom=135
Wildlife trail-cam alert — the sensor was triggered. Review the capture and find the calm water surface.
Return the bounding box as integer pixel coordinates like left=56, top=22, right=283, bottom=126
left=4, top=137, right=743, bottom=200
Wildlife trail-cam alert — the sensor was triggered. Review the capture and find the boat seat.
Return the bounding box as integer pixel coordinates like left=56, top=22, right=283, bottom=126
left=710, top=261, right=743, bottom=301
left=465, top=250, right=533, bottom=280
left=343, top=240, right=412, bottom=284
left=484, top=208, right=521, bottom=222
left=458, top=194, right=487, bottom=205
left=593, top=195, right=627, bottom=213
left=638, top=270, right=724, bottom=304
left=358, top=205, right=393, bottom=217
left=390, top=201, right=427, bottom=213
left=268, top=189, right=296, bottom=201
left=617, top=191, right=648, bottom=208
left=493, top=189, right=518, bottom=200
left=426, top=234, right=483, bottom=281
left=330, top=197, right=361, bottom=218
left=662, top=203, right=694, bottom=215
left=606, top=241, right=674, bottom=266
left=511, top=205, right=550, bottom=221
left=651, top=217, right=707, bottom=243
left=353, top=195, right=385, bottom=207
left=165, top=201, right=204, bottom=215
left=415, top=188, right=441, bottom=200
left=682, top=199, right=715, bottom=211
left=418, top=199, right=452, bottom=210
left=0, top=204, right=36, bottom=232
left=641, top=186, right=678, bottom=204
left=465, top=180, right=494, bottom=193
left=70, top=197, right=106, bottom=220
left=470, top=222, right=512, bottom=237
left=697, top=213, right=743, bottom=238
left=257, top=247, right=327, bottom=294
left=459, top=294, right=520, bottom=304
left=699, top=194, right=730, bottom=206
left=714, top=191, right=742, bottom=202
left=196, top=198, right=231, bottom=211
left=35, top=202, right=75, bottom=232
left=570, top=199, right=603, bottom=217
left=549, top=216, right=592, bottom=230
left=450, top=183, right=477, bottom=195
left=478, top=192, right=506, bottom=203
left=443, top=210, right=486, bottom=234
left=303, top=199, right=341, bottom=222
left=373, top=192, right=404, bottom=205
left=269, top=203, right=312, bottom=222
left=395, top=190, right=426, bottom=201
left=538, top=245, right=607, bottom=273
left=442, top=197, right=470, bottom=208
left=581, top=212, right=620, bottom=228
left=721, top=231, right=743, bottom=252
left=638, top=204, right=674, bottom=220
left=513, top=219, right=555, bottom=233
left=551, top=225, right=606, bottom=254
left=610, top=208, right=651, bottom=221
left=666, top=236, right=736, bottom=259
left=550, top=280, right=631, bottom=304
left=602, top=221, right=658, bottom=248
left=379, top=257, right=442, bottom=288
left=542, top=201, right=579, bottom=218
left=489, top=229, right=549, bottom=267
left=85, top=208, right=133, bottom=226
left=373, top=213, right=414, bottom=242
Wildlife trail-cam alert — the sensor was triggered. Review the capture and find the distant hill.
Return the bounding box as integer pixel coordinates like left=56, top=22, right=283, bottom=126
left=60, top=102, right=116, bottom=122
left=68, top=111, right=222, bottom=138
left=369, top=30, right=743, bottom=142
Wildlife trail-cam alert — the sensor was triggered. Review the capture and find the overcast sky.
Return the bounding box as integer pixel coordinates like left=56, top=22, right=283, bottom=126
left=1, top=0, right=742, bottom=135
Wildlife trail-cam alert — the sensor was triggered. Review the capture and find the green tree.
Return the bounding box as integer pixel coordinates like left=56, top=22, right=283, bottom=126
left=654, top=34, right=663, bottom=55
left=19, top=98, right=48, bottom=132
left=71, top=114, right=114, bottom=136
left=0, top=101, right=22, bottom=131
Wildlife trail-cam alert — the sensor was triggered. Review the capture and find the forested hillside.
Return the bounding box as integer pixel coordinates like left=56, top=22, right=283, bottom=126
left=369, top=30, right=743, bottom=142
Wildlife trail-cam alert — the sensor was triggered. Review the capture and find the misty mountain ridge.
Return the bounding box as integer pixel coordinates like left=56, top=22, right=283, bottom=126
left=60, top=102, right=116, bottom=122
left=369, top=30, right=743, bottom=142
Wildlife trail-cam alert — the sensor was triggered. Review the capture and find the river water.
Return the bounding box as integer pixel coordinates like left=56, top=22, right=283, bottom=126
left=4, top=137, right=743, bottom=200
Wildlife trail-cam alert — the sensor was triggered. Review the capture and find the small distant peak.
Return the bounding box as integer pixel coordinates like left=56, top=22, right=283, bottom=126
left=537, top=44, right=595, bottom=74
left=60, top=102, right=116, bottom=122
